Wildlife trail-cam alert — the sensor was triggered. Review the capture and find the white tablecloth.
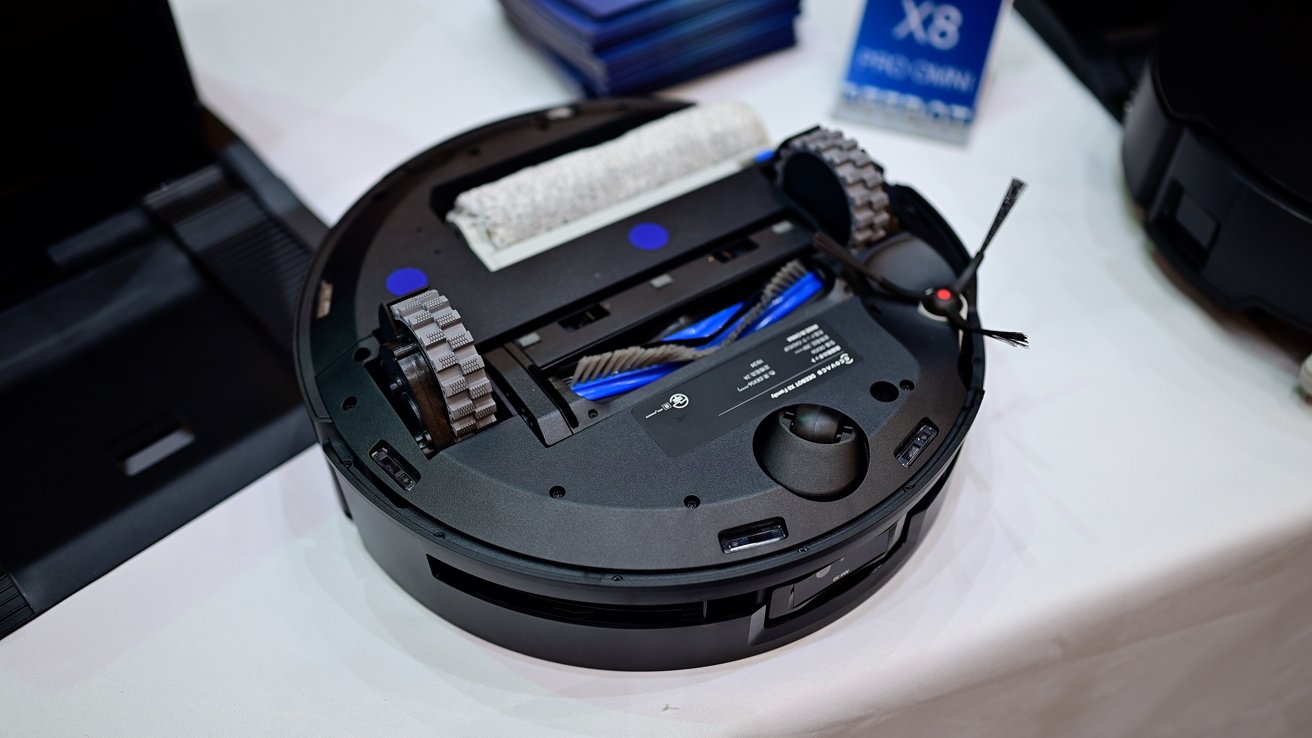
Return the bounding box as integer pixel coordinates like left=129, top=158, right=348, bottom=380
left=3, top=1, right=1311, bottom=735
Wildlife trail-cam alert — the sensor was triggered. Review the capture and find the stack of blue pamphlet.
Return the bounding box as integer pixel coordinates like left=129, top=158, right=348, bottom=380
left=501, top=0, right=803, bottom=96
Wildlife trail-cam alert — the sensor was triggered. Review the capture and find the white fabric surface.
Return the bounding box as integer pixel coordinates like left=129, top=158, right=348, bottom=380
left=2, top=1, right=1311, bottom=735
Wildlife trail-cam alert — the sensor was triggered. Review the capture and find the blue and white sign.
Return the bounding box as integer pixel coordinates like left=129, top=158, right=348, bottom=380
left=836, top=0, right=1008, bottom=142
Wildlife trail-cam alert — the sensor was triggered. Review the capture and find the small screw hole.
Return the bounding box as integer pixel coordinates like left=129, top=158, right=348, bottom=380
left=549, top=485, right=566, bottom=499
left=900, top=379, right=915, bottom=391
left=342, top=396, right=357, bottom=410
left=684, top=495, right=700, bottom=508
left=587, top=409, right=599, bottom=419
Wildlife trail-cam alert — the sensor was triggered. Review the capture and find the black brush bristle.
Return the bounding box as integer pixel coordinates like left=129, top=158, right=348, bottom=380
left=975, top=329, right=1029, bottom=348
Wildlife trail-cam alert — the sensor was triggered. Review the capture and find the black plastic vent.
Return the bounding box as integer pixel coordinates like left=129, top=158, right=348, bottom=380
left=0, top=565, right=35, bottom=639
left=426, top=556, right=757, bottom=627
left=145, top=165, right=313, bottom=347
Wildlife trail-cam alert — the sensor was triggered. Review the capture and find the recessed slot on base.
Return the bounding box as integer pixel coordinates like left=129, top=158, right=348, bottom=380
left=427, top=555, right=758, bottom=626
left=108, top=415, right=196, bottom=477
left=370, top=441, right=420, bottom=490
left=117, top=423, right=195, bottom=477
left=719, top=518, right=788, bottom=554
left=558, top=303, right=610, bottom=332
left=894, top=419, right=939, bottom=468
left=710, top=238, right=760, bottom=263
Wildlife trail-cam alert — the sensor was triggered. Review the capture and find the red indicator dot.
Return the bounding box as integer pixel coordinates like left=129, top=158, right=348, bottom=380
left=935, top=288, right=953, bottom=301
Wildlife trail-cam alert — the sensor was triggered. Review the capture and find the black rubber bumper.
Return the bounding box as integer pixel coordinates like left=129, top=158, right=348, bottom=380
left=331, top=454, right=954, bottom=671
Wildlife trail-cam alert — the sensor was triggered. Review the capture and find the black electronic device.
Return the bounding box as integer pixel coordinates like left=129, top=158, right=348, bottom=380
left=0, top=1, right=324, bottom=638
left=296, top=99, right=1023, bottom=670
left=1122, top=0, right=1312, bottom=336
left=1015, top=0, right=1169, bottom=119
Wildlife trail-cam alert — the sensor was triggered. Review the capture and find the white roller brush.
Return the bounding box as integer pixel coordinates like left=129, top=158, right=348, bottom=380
left=448, top=101, right=770, bottom=270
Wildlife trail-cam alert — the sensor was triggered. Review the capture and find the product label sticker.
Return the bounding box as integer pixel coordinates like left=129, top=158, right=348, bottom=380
left=835, top=0, right=1008, bottom=142
left=634, top=322, right=860, bottom=457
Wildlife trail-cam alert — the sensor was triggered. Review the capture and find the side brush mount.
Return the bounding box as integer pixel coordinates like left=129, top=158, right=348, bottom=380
left=814, top=178, right=1030, bottom=348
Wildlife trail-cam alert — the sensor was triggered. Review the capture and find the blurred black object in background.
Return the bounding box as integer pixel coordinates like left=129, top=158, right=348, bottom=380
left=1121, top=0, right=1312, bottom=336
left=1025, top=0, right=1312, bottom=370
left=0, top=1, right=322, bottom=639
left=1015, top=0, right=1171, bottom=119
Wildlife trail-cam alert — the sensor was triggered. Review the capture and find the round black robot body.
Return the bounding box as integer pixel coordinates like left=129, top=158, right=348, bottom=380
left=297, top=100, right=993, bottom=670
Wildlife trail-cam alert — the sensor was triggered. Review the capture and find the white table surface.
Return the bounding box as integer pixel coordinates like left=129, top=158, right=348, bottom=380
left=4, top=1, right=1312, bottom=735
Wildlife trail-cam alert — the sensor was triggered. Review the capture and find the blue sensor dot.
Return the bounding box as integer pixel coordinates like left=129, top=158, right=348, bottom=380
left=628, top=223, right=669, bottom=251
left=385, top=267, right=429, bottom=296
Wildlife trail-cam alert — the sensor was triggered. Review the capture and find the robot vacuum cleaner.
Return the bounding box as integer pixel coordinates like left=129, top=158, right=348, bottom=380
left=295, top=99, right=1024, bottom=669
